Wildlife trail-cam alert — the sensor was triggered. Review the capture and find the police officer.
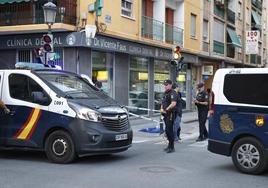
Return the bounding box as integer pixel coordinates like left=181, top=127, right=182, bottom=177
left=194, top=83, right=209, bottom=142
left=161, top=80, right=177, bottom=153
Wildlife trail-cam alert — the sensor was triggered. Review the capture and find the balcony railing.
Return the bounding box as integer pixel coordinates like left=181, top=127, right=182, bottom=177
left=252, top=0, right=262, bottom=10
left=165, top=23, right=183, bottom=46
left=227, top=44, right=235, bottom=58
left=142, top=16, right=184, bottom=45
left=0, top=0, right=76, bottom=26
left=250, top=54, right=262, bottom=64
left=202, top=41, right=209, bottom=52
left=227, top=9, right=235, bottom=24
left=142, top=16, right=164, bottom=42
left=213, top=40, right=224, bottom=54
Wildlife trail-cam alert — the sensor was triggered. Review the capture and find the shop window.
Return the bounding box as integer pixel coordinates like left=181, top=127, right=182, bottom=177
left=92, top=51, right=114, bottom=97
left=17, top=48, right=63, bottom=68
left=176, top=68, right=187, bottom=109
left=129, top=57, right=149, bottom=115
left=154, top=60, right=170, bottom=111
left=18, top=49, right=32, bottom=63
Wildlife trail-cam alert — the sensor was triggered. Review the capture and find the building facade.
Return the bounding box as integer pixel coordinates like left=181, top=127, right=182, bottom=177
left=200, top=0, right=268, bottom=89
left=0, top=0, right=267, bottom=115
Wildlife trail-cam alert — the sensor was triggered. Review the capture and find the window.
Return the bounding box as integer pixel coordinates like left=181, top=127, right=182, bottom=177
left=17, top=48, right=64, bottom=68
left=154, top=60, right=170, bottom=110
left=246, top=7, right=250, bottom=24
left=223, top=74, right=268, bottom=106
left=203, top=20, right=209, bottom=41
left=190, top=14, right=197, bottom=38
left=213, top=19, right=224, bottom=42
left=18, top=49, right=32, bottom=63
left=9, top=74, right=47, bottom=104
left=129, top=57, right=149, bottom=115
left=92, top=51, right=114, bottom=97
left=237, top=2, right=242, bottom=20
left=121, top=0, right=133, bottom=17
left=258, top=43, right=262, bottom=56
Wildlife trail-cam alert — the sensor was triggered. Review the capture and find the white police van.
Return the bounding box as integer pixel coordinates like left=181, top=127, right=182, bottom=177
left=0, top=63, right=132, bottom=163
left=208, top=68, right=268, bottom=174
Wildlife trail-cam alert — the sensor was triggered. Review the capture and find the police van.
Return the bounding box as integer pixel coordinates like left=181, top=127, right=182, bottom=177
left=208, top=68, right=268, bottom=174
left=0, top=63, right=132, bottom=163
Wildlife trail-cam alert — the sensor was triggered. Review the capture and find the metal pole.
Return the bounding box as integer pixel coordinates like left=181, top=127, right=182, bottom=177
left=171, top=63, right=177, bottom=83
left=45, top=24, right=52, bottom=65
left=241, top=0, right=246, bottom=67
left=45, top=52, right=47, bottom=65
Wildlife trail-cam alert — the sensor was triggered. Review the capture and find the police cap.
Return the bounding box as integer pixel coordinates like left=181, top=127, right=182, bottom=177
left=163, top=79, right=172, bottom=86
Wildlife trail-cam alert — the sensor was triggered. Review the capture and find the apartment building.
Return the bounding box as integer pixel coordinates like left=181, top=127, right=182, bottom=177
left=0, top=0, right=194, bottom=113
left=200, top=0, right=268, bottom=89
left=1, top=0, right=265, bottom=113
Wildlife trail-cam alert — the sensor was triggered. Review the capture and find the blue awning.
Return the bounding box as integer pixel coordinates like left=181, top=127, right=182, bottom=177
left=252, top=11, right=261, bottom=25
left=227, top=28, right=242, bottom=48
left=0, top=0, right=31, bottom=4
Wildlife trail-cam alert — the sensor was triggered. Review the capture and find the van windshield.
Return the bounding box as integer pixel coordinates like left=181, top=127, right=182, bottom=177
left=36, top=71, right=100, bottom=99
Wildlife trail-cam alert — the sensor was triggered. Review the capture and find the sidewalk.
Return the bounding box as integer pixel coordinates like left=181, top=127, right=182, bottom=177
left=130, top=111, right=199, bottom=142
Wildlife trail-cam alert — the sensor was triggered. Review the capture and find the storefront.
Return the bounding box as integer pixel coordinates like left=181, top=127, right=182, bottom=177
left=0, top=32, right=194, bottom=115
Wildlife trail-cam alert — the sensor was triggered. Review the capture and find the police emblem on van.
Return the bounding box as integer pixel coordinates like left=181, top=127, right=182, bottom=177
left=220, top=114, right=234, bottom=134
left=256, top=116, right=264, bottom=127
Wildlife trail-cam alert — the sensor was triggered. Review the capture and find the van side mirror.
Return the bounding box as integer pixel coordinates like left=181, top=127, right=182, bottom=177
left=31, top=91, right=49, bottom=105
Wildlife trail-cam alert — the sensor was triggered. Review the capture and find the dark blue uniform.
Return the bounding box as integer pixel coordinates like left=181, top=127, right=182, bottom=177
left=162, top=89, right=178, bottom=150
left=195, top=91, right=209, bottom=140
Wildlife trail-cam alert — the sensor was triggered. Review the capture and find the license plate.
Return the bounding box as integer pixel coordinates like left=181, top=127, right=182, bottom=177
left=115, top=134, right=128, bottom=141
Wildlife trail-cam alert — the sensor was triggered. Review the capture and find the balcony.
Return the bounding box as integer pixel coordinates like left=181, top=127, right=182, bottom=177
left=141, top=15, right=164, bottom=42
left=227, top=9, right=235, bottom=25
left=252, top=0, right=262, bottom=10
left=141, top=16, right=183, bottom=45
left=165, top=23, right=183, bottom=46
left=250, top=54, right=262, bottom=64
left=0, top=0, right=77, bottom=26
left=213, top=40, right=224, bottom=54
left=227, top=44, right=235, bottom=58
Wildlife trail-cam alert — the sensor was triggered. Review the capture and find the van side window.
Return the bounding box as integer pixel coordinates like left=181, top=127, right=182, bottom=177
left=9, top=74, right=46, bottom=104
left=224, top=74, right=268, bottom=106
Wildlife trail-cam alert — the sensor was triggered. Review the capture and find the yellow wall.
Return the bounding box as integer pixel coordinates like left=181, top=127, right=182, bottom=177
left=183, top=0, right=202, bottom=54
left=81, top=0, right=140, bottom=40
left=80, top=0, right=173, bottom=49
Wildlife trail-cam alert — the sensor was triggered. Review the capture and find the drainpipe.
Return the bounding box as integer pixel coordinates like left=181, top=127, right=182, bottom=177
left=241, top=0, right=246, bottom=67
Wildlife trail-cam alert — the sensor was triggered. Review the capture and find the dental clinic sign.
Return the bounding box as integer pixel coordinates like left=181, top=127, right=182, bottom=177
left=66, top=32, right=172, bottom=59
left=0, top=32, right=172, bottom=60
left=0, top=33, right=70, bottom=49
left=6, top=36, right=63, bottom=48
left=246, top=30, right=259, bottom=54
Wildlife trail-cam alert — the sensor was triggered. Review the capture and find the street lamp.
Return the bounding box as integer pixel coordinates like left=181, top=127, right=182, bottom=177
left=43, top=1, right=57, bottom=34
left=43, top=1, right=57, bottom=65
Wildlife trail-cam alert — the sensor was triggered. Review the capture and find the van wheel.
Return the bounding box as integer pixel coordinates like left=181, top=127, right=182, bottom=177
left=231, top=137, right=267, bottom=174
left=45, top=130, right=76, bottom=164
